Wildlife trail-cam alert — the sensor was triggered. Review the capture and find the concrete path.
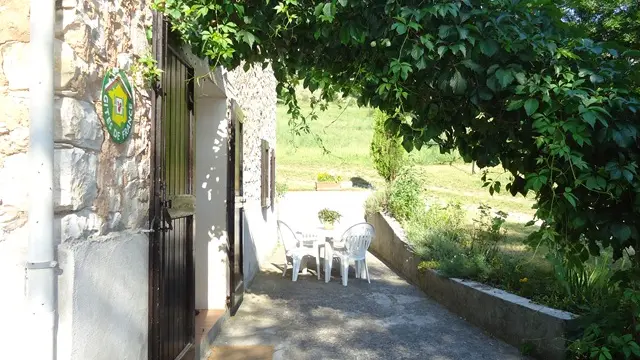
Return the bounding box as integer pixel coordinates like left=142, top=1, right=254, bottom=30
left=213, top=191, right=525, bottom=360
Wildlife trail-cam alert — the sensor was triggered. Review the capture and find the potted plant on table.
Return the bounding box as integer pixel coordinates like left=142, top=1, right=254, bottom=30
left=318, top=208, right=342, bottom=230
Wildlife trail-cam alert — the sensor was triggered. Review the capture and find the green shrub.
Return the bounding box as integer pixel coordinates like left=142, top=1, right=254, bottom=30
left=275, top=182, right=288, bottom=200
left=387, top=168, right=423, bottom=222
left=550, top=252, right=620, bottom=310
left=568, top=285, right=640, bottom=360
left=370, top=109, right=407, bottom=182
left=406, top=203, right=542, bottom=290
left=317, top=172, right=342, bottom=182
left=418, top=260, right=440, bottom=271
left=364, top=189, right=388, bottom=217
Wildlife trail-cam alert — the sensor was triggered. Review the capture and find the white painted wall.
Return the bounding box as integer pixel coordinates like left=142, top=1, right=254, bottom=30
left=56, top=232, right=148, bottom=360
left=194, top=95, right=229, bottom=310
left=242, top=203, right=277, bottom=286
left=0, top=227, right=29, bottom=355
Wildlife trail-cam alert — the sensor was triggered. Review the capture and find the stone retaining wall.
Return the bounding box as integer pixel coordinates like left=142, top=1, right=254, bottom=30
left=367, top=211, right=577, bottom=360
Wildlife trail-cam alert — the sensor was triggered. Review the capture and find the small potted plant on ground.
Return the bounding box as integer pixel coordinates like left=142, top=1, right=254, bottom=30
left=315, top=172, right=343, bottom=191
left=318, top=208, right=342, bottom=230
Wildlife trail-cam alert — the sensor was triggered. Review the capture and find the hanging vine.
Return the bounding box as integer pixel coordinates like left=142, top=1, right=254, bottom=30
left=151, top=0, right=640, bottom=270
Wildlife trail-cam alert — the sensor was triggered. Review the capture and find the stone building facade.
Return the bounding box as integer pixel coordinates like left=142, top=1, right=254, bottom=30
left=0, top=0, right=278, bottom=358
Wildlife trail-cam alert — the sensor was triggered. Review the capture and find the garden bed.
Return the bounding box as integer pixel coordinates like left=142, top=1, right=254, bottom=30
left=366, top=211, right=577, bottom=360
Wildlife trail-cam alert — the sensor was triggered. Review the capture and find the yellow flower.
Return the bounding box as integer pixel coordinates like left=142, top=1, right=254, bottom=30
left=519, top=277, right=529, bottom=283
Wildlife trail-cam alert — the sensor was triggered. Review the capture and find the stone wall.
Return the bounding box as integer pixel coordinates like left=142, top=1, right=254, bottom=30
left=0, top=0, right=153, bottom=358
left=227, top=64, right=279, bottom=285
left=228, top=64, right=277, bottom=202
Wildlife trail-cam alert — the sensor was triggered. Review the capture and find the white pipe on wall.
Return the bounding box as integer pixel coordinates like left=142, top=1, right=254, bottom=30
left=26, top=0, right=56, bottom=358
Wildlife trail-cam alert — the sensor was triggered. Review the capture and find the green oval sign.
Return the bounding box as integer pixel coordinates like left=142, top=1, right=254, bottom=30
left=101, top=68, right=134, bottom=144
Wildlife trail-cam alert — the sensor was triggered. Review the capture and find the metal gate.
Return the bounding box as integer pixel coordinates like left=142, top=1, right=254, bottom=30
left=149, top=16, right=196, bottom=360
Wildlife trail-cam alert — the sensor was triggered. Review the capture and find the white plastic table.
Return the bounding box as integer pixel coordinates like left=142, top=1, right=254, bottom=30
left=295, top=232, right=323, bottom=280
left=311, top=227, right=346, bottom=283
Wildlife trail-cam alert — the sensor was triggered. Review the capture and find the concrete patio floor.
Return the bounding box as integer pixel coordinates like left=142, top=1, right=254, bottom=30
left=213, top=246, right=526, bottom=360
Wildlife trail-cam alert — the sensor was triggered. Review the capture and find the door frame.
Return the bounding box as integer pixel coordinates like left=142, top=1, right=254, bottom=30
left=148, top=11, right=166, bottom=359
left=149, top=12, right=196, bottom=360
left=226, top=99, right=245, bottom=316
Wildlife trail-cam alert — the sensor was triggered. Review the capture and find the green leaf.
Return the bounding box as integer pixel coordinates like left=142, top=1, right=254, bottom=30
left=479, top=39, right=499, bottom=57
left=339, top=27, right=350, bottom=45
left=237, top=30, right=257, bottom=48
left=407, top=22, right=421, bottom=31
left=338, top=0, right=348, bottom=6
left=613, top=224, right=632, bottom=241
left=416, top=57, right=427, bottom=70
left=586, top=176, right=606, bottom=190
left=437, top=46, right=448, bottom=58
left=323, top=2, right=333, bottom=17
left=623, top=49, right=640, bottom=58
left=461, top=59, right=483, bottom=73
left=402, top=138, right=414, bottom=152
left=420, top=36, right=435, bottom=51
left=450, top=70, right=467, bottom=94
left=589, top=74, right=604, bottom=84
left=486, top=64, right=500, bottom=75
left=411, top=46, right=424, bottom=60
left=486, top=76, right=499, bottom=92
left=495, top=68, right=514, bottom=88
left=514, top=72, right=526, bottom=85
left=563, top=191, right=577, bottom=208
left=581, top=111, right=596, bottom=128
left=169, top=8, right=181, bottom=19
left=457, top=26, right=469, bottom=40
left=438, top=25, right=453, bottom=39
left=506, top=99, right=524, bottom=111
left=392, top=22, right=407, bottom=35
left=524, top=98, right=539, bottom=116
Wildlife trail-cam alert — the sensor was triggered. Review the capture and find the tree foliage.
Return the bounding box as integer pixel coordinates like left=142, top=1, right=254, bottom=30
left=561, top=0, right=640, bottom=50
left=370, top=109, right=406, bottom=182
left=153, top=0, right=640, bottom=268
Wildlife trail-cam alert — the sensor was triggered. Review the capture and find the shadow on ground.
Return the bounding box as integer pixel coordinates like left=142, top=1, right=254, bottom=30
left=213, top=245, right=526, bottom=360
left=350, top=176, right=374, bottom=190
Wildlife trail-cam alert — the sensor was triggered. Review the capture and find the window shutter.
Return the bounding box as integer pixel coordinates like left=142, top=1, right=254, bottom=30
left=261, top=140, right=270, bottom=208
left=270, top=151, right=276, bottom=205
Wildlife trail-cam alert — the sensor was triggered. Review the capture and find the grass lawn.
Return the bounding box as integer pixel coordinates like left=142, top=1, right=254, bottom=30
left=276, top=101, right=536, bottom=220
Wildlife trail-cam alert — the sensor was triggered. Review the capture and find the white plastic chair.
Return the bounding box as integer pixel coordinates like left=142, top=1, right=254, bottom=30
left=331, top=223, right=375, bottom=286
left=277, top=220, right=321, bottom=281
